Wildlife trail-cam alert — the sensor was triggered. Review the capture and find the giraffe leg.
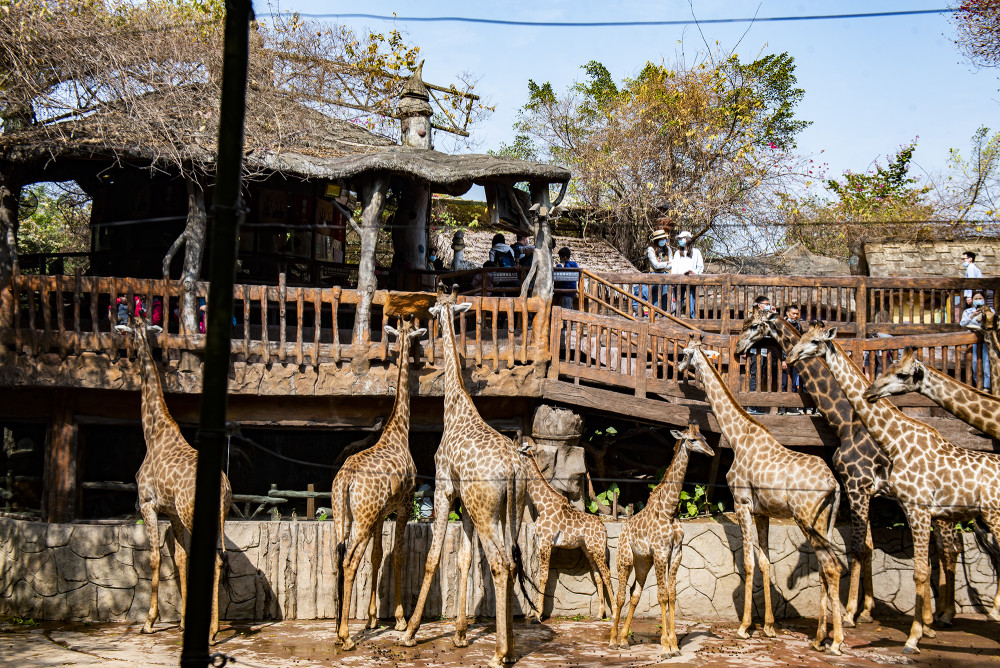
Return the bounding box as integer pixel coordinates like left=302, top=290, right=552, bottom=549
left=804, top=501, right=844, bottom=656
left=338, top=530, right=373, bottom=650
left=584, top=533, right=613, bottom=621
left=391, top=508, right=409, bottom=631
left=981, top=511, right=1000, bottom=621
left=402, top=486, right=453, bottom=646
left=653, top=549, right=671, bottom=658
left=621, top=556, right=651, bottom=649
left=169, top=519, right=189, bottom=633
left=609, top=542, right=632, bottom=649
left=139, top=504, right=160, bottom=634
left=735, top=504, right=757, bottom=639
left=453, top=512, right=474, bottom=648
left=903, top=510, right=932, bottom=654
left=533, top=537, right=552, bottom=624
left=367, top=524, right=383, bottom=630
left=932, top=518, right=959, bottom=626
left=842, top=486, right=874, bottom=626
left=754, top=515, right=776, bottom=638
left=665, top=539, right=683, bottom=657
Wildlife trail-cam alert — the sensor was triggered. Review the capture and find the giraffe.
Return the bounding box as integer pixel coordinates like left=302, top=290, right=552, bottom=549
left=517, top=439, right=613, bottom=623
left=401, top=285, right=532, bottom=668
left=331, top=315, right=426, bottom=649
left=735, top=308, right=890, bottom=626
left=864, top=346, right=1000, bottom=440
left=116, top=313, right=231, bottom=641
left=677, top=335, right=845, bottom=655
left=967, top=305, right=1000, bottom=395
left=609, top=422, right=714, bottom=658
left=788, top=324, right=1000, bottom=653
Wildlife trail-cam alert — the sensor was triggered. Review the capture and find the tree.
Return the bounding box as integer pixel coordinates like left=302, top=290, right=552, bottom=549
left=16, top=183, right=90, bottom=260
left=953, top=0, right=1000, bottom=71
left=783, top=142, right=936, bottom=261
left=935, top=126, right=1000, bottom=229
left=511, top=52, right=811, bottom=264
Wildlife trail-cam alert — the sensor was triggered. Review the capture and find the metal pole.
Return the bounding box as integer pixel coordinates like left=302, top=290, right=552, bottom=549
left=179, top=2, right=252, bottom=666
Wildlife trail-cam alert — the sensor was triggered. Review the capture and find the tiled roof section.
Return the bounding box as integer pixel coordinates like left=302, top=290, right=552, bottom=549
left=863, top=239, right=1000, bottom=278
left=431, top=229, right=638, bottom=273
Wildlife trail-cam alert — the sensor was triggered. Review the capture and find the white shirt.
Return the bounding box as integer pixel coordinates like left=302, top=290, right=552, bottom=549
left=965, top=262, right=983, bottom=298
left=646, top=245, right=670, bottom=272
left=669, top=247, right=704, bottom=275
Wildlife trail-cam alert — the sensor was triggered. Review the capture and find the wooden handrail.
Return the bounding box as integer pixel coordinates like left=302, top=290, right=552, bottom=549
left=578, top=269, right=698, bottom=331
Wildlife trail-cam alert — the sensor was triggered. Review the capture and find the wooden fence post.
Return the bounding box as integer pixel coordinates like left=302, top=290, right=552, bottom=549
left=855, top=276, right=868, bottom=340
left=635, top=320, right=649, bottom=398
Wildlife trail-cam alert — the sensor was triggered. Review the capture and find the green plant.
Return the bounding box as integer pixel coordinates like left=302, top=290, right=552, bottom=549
left=586, top=483, right=619, bottom=514
left=11, top=617, right=37, bottom=626
left=316, top=511, right=328, bottom=521
left=677, top=484, right=724, bottom=519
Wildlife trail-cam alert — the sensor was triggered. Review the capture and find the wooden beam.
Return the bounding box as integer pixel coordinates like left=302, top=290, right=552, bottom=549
left=43, top=394, right=78, bottom=523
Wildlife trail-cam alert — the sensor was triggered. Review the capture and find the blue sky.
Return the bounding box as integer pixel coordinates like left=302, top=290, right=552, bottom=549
left=265, top=1, right=999, bottom=195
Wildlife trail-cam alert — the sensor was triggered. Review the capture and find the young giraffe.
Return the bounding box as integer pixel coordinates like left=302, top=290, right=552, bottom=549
left=788, top=324, right=1000, bottom=653
left=609, top=423, right=714, bottom=658
left=865, top=347, right=1000, bottom=440
left=401, top=285, right=532, bottom=668
left=735, top=309, right=890, bottom=626
left=517, top=439, right=613, bottom=623
left=116, top=313, right=231, bottom=641
left=331, top=315, right=426, bottom=649
left=678, top=335, right=845, bottom=655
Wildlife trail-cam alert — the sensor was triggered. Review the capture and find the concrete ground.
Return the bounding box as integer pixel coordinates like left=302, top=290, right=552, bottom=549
left=3, top=615, right=999, bottom=667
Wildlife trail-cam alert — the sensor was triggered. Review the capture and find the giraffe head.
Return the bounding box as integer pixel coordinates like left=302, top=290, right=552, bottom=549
left=384, top=314, right=428, bottom=356
left=966, top=305, right=998, bottom=332
left=429, top=283, right=471, bottom=322
left=669, top=422, right=714, bottom=458
left=863, top=347, right=925, bottom=403
left=114, top=311, right=161, bottom=352
left=734, top=307, right=780, bottom=356
left=677, top=334, right=719, bottom=380
left=786, top=321, right=836, bottom=366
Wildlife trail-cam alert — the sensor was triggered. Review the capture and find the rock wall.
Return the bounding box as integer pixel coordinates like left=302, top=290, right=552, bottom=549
left=2, top=517, right=998, bottom=623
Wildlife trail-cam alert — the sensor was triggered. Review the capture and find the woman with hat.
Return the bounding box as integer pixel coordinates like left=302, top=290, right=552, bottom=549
left=669, top=230, right=704, bottom=317
left=635, top=228, right=671, bottom=311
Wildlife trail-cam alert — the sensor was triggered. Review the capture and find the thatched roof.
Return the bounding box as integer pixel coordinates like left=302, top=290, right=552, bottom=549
left=1, top=84, right=570, bottom=191
left=431, top=228, right=637, bottom=273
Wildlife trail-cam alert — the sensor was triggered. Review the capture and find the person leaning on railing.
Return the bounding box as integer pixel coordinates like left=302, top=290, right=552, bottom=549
left=634, top=229, right=671, bottom=313
left=960, top=291, right=992, bottom=390
left=555, top=246, right=579, bottom=310
left=669, top=230, right=704, bottom=318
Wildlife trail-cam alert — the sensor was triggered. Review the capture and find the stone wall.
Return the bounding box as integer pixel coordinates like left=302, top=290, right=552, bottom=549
left=2, top=517, right=998, bottom=623
left=863, top=239, right=1000, bottom=278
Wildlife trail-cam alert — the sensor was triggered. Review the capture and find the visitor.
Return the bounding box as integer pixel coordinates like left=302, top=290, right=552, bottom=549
left=957, top=250, right=984, bottom=320
left=150, top=297, right=163, bottom=328
left=489, top=233, right=516, bottom=268
left=669, top=230, right=704, bottom=318
left=634, top=229, right=670, bottom=313
left=512, top=233, right=534, bottom=267
left=779, top=305, right=803, bottom=415
left=961, top=291, right=992, bottom=390
left=741, top=295, right=778, bottom=414
left=110, top=293, right=128, bottom=327
left=555, top=246, right=579, bottom=310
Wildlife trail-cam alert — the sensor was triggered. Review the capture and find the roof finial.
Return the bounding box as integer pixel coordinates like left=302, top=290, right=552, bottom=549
left=398, top=60, right=433, bottom=150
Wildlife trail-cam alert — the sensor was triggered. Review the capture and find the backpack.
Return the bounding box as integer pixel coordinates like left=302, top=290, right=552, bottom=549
left=496, top=249, right=516, bottom=268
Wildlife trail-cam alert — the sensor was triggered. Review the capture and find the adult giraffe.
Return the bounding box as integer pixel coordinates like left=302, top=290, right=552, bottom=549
left=735, top=308, right=889, bottom=626
left=678, top=335, right=845, bottom=654
left=116, top=313, right=231, bottom=641
left=788, top=324, right=1000, bottom=653
left=332, top=315, right=426, bottom=649
left=401, top=285, right=532, bottom=668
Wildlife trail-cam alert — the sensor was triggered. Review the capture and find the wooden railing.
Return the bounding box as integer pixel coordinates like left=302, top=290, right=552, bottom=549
left=1, top=273, right=546, bottom=372
left=581, top=272, right=1000, bottom=337
left=548, top=307, right=992, bottom=409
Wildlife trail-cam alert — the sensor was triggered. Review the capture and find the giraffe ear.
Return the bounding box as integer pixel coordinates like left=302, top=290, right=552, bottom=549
left=670, top=429, right=684, bottom=439
left=453, top=302, right=472, bottom=314
left=114, top=325, right=132, bottom=334
left=148, top=325, right=162, bottom=334
left=912, top=361, right=925, bottom=382
left=824, top=326, right=838, bottom=339
left=409, top=327, right=427, bottom=339
left=428, top=305, right=442, bottom=318
left=384, top=325, right=400, bottom=339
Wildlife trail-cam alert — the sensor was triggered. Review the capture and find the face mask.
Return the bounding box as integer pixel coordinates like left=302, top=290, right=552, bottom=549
left=679, top=239, right=688, bottom=248
left=759, top=304, right=771, bottom=312
left=974, top=300, right=985, bottom=307
left=963, top=261, right=971, bottom=268
left=657, top=239, right=667, bottom=248
left=429, top=255, right=436, bottom=262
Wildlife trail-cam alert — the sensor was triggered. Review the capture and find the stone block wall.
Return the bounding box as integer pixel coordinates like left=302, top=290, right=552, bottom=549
left=2, top=517, right=997, bottom=623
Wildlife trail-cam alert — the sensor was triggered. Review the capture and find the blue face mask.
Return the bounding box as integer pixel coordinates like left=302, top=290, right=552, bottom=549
left=429, top=255, right=436, bottom=262
left=678, top=239, right=687, bottom=247
left=974, top=300, right=985, bottom=307
left=963, top=261, right=971, bottom=268
left=657, top=239, right=667, bottom=248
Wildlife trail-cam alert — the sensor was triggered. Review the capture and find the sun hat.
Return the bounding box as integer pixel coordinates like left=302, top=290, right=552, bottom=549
left=676, top=230, right=693, bottom=240
left=650, top=229, right=668, bottom=242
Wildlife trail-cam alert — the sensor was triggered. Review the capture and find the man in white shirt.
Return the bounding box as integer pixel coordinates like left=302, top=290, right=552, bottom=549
left=670, top=230, right=704, bottom=317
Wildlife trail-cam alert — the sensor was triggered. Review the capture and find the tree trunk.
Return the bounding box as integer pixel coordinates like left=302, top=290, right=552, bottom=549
left=352, top=176, right=388, bottom=360
left=390, top=180, right=430, bottom=290
left=528, top=182, right=554, bottom=301
left=162, top=177, right=208, bottom=336
left=0, top=168, right=21, bottom=353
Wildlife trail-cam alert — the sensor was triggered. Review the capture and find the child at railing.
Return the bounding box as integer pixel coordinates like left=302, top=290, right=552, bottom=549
left=555, top=246, right=579, bottom=310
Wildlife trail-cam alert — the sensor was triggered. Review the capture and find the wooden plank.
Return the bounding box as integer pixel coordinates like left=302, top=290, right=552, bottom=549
left=312, top=287, right=321, bottom=367
left=331, top=286, right=341, bottom=364
left=295, top=288, right=305, bottom=365
left=43, top=396, right=78, bottom=523
left=506, top=298, right=515, bottom=369
left=73, top=268, right=82, bottom=356
left=260, top=281, right=270, bottom=365
left=475, top=297, right=483, bottom=367
left=491, top=299, right=499, bottom=371
left=56, top=274, right=67, bottom=358
left=278, top=273, right=287, bottom=364
left=635, top=321, right=649, bottom=399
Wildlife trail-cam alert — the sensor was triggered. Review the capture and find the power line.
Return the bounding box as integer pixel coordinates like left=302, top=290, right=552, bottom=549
left=284, top=9, right=953, bottom=29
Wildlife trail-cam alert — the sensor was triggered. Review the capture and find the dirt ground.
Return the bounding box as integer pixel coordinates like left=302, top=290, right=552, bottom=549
left=3, top=615, right=999, bottom=668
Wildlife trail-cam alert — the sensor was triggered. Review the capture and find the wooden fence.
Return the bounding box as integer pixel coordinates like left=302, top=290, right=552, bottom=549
left=547, top=307, right=991, bottom=409
left=0, top=273, right=546, bottom=371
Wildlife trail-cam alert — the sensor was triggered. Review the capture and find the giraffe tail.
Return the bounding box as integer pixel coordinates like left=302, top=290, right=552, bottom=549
left=971, top=517, right=1000, bottom=579
left=804, top=485, right=845, bottom=571
left=333, top=480, right=350, bottom=626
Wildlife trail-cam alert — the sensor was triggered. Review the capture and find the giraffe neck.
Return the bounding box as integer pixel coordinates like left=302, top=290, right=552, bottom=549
left=649, top=442, right=690, bottom=515
left=920, top=363, right=1000, bottom=433
left=135, top=332, right=181, bottom=452
left=693, top=349, right=756, bottom=457
left=438, top=308, right=480, bottom=430
left=383, top=333, right=414, bottom=439
left=821, top=341, right=908, bottom=460
left=525, top=453, right=567, bottom=511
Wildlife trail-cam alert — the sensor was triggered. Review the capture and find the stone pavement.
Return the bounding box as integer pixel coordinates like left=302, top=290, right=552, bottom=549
left=3, top=615, right=999, bottom=667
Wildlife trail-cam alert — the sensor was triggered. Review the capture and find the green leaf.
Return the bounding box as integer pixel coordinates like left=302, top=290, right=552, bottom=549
left=679, top=491, right=691, bottom=500
left=686, top=502, right=698, bottom=517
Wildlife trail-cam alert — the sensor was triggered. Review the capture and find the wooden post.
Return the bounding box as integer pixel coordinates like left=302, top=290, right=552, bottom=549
left=855, top=276, right=868, bottom=339
left=704, top=436, right=725, bottom=504
left=720, top=274, right=732, bottom=335
left=43, top=394, right=78, bottom=523
left=0, top=168, right=21, bottom=354
left=635, top=320, right=649, bottom=398
left=306, top=483, right=315, bottom=520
